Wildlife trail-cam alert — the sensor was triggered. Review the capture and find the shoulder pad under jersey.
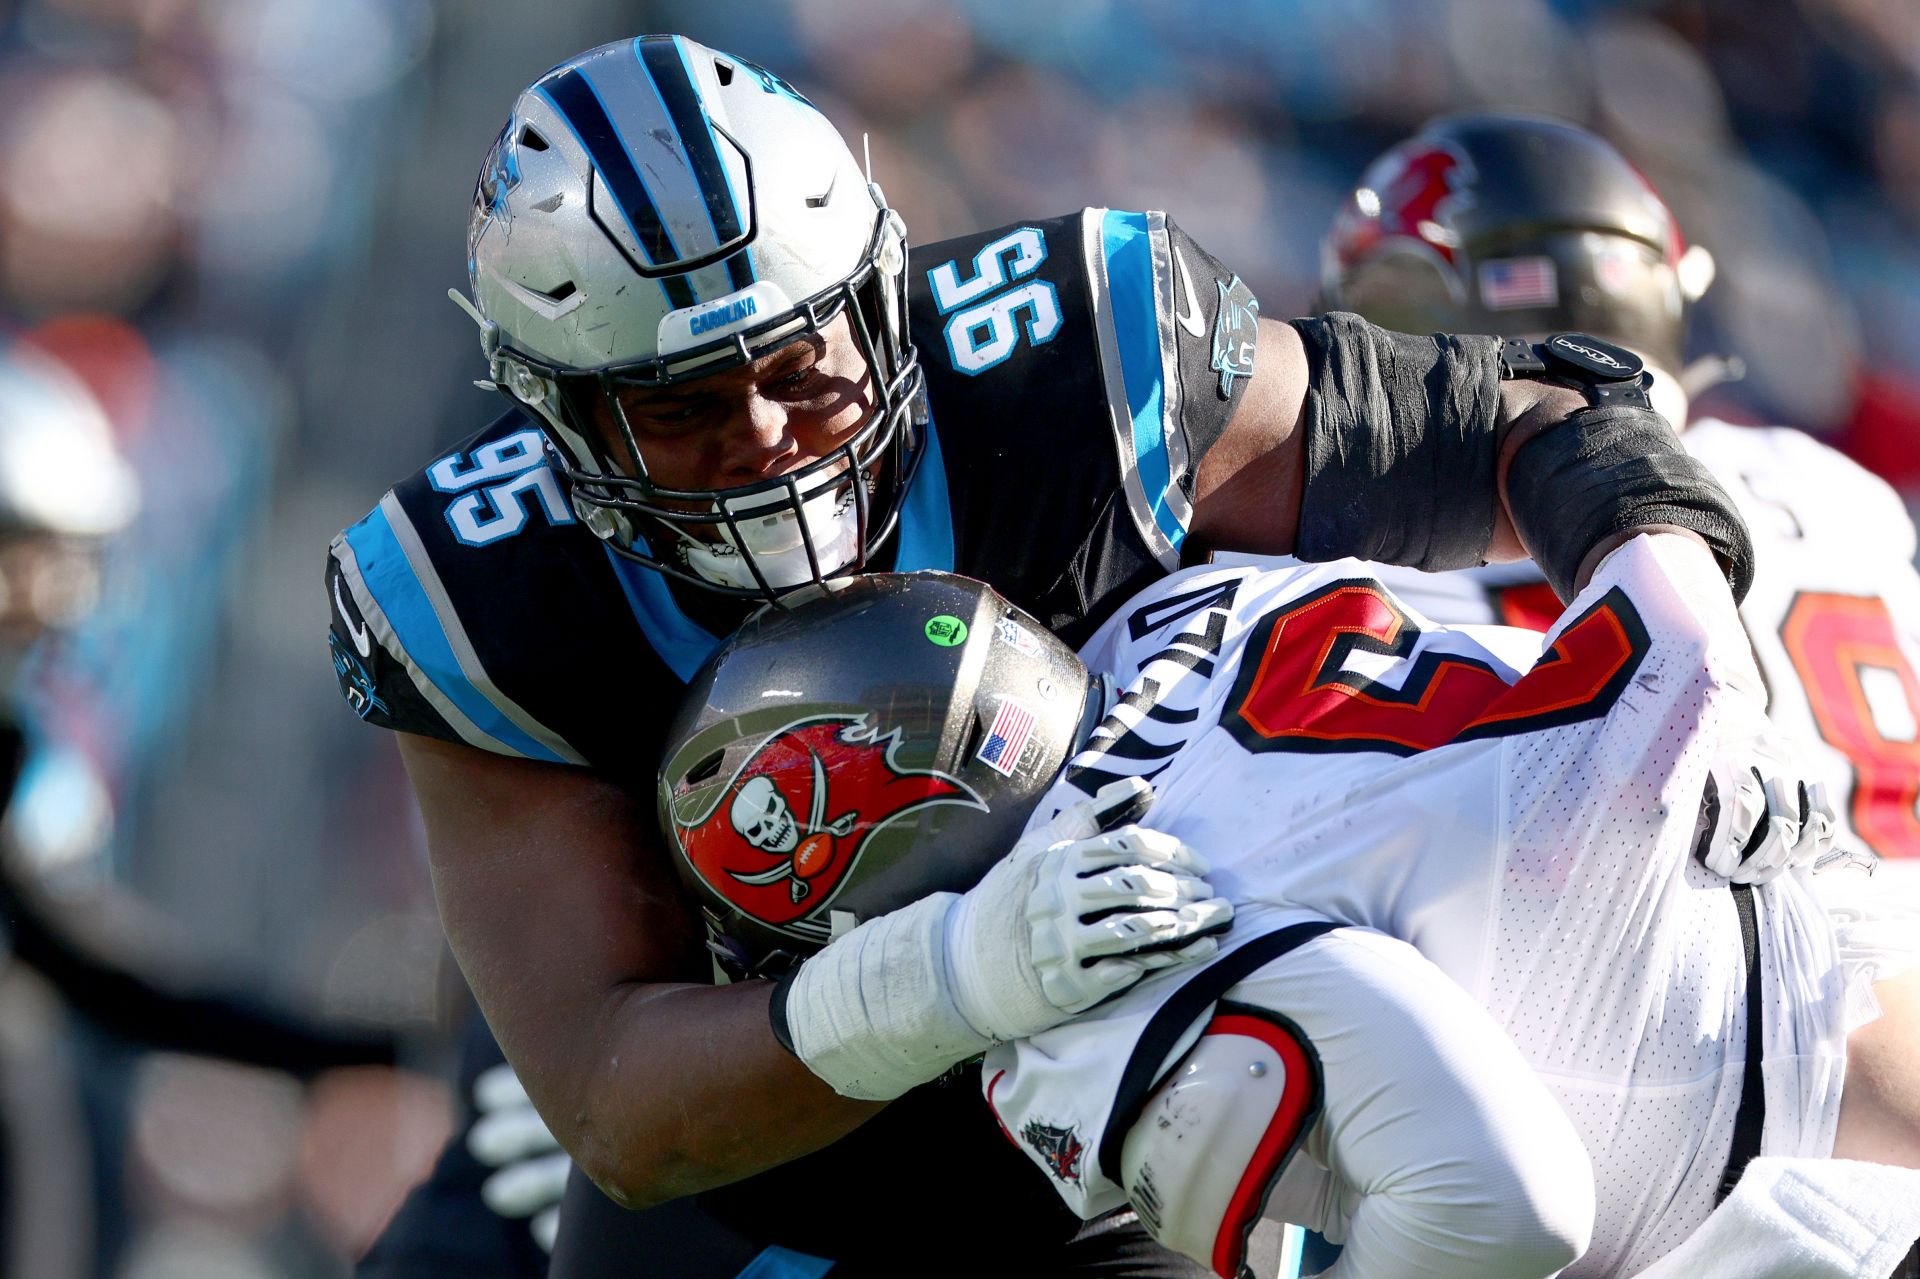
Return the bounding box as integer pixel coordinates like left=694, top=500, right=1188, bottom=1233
left=325, top=411, right=685, bottom=770
left=908, top=209, right=1254, bottom=630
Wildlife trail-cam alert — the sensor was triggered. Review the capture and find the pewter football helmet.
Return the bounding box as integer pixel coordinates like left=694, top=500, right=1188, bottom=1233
left=1322, top=114, right=1713, bottom=381
left=459, top=35, right=923, bottom=600
left=659, top=572, right=1099, bottom=976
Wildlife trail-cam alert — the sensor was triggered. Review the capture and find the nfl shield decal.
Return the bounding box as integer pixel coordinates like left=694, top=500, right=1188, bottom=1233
left=670, top=716, right=984, bottom=933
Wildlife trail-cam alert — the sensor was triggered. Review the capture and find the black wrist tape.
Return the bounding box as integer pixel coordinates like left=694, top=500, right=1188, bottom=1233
left=1292, top=313, right=1504, bottom=571
left=1506, top=404, right=1755, bottom=603
left=767, top=968, right=800, bottom=1059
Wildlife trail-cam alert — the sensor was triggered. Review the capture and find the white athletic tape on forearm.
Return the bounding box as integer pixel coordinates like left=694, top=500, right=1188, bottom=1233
left=782, top=892, right=990, bottom=1101
left=944, top=865, right=1057, bottom=1041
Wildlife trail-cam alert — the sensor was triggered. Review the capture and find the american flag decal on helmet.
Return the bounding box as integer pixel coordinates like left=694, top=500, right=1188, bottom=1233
left=977, top=697, right=1037, bottom=776
left=1478, top=255, right=1559, bottom=310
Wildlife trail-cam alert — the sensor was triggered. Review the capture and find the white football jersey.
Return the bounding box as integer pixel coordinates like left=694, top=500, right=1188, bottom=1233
left=989, top=536, right=1860, bottom=1278
left=1373, top=419, right=1920, bottom=882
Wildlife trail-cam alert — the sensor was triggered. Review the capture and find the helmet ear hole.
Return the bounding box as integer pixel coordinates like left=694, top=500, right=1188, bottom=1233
left=958, top=712, right=989, bottom=765
left=685, top=750, right=725, bottom=787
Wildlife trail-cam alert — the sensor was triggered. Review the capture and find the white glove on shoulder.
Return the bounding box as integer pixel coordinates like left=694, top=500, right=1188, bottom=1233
left=943, top=800, right=1230, bottom=1038
left=780, top=778, right=1232, bottom=1100
left=1699, top=732, right=1837, bottom=885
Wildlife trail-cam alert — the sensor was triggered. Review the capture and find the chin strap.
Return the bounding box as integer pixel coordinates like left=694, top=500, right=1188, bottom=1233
left=674, top=483, right=865, bottom=593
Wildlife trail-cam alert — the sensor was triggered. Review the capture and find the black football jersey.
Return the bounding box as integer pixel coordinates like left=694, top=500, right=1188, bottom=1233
left=326, top=209, right=1255, bottom=1271
left=327, top=209, right=1257, bottom=778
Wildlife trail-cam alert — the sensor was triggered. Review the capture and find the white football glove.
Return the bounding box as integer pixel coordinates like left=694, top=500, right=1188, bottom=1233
left=467, top=1063, right=568, bottom=1253
left=1699, top=733, right=1837, bottom=885
left=945, top=793, right=1231, bottom=1036
left=781, top=777, right=1232, bottom=1100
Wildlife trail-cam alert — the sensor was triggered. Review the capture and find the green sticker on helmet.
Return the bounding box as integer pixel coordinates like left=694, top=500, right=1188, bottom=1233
left=924, top=615, right=969, bottom=647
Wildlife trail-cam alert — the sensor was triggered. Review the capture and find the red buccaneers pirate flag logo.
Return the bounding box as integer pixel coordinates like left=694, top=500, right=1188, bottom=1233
left=671, top=716, right=984, bottom=936
left=1327, top=139, right=1475, bottom=293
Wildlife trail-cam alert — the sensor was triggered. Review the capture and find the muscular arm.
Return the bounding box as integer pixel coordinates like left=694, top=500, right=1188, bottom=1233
left=1186, top=317, right=1589, bottom=571
left=400, top=732, right=883, bottom=1208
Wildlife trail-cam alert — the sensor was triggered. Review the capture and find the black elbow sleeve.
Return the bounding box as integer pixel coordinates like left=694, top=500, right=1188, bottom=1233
left=1291, top=313, right=1504, bottom=572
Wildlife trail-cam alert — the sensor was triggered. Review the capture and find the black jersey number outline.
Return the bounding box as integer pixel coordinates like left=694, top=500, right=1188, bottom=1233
left=1227, top=579, right=1650, bottom=757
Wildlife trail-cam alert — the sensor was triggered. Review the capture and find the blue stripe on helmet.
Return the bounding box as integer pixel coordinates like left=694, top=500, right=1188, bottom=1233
left=539, top=70, right=696, bottom=310
left=1100, top=209, right=1186, bottom=551
left=636, top=35, right=756, bottom=293
left=343, top=506, right=569, bottom=763
left=722, top=249, right=754, bottom=294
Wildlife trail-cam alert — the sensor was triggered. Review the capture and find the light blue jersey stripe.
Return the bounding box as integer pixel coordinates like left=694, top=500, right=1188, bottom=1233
left=1277, top=1223, right=1306, bottom=1277
left=893, top=413, right=955, bottom=574
left=735, top=1246, right=833, bottom=1279
left=344, top=505, right=567, bottom=763
left=1099, top=210, right=1186, bottom=551
left=605, top=546, right=724, bottom=684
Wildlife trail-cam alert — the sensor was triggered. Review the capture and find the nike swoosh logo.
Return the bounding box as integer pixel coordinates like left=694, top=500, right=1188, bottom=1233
left=334, top=573, right=373, bottom=659
left=1173, top=248, right=1205, bottom=338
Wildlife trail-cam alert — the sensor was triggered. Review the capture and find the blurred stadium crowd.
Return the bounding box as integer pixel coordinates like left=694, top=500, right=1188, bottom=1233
left=0, top=0, right=1914, bottom=1274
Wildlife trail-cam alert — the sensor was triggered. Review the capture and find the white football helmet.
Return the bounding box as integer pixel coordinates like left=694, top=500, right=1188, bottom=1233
left=459, top=36, right=924, bottom=599
left=0, top=350, right=138, bottom=688
left=0, top=353, right=136, bottom=542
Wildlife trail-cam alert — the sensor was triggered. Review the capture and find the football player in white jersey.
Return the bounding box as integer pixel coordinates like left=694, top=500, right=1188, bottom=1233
left=987, top=540, right=1918, bottom=1279
left=1320, top=113, right=1920, bottom=893
left=663, top=531, right=1920, bottom=1278
left=648, top=114, right=1920, bottom=1279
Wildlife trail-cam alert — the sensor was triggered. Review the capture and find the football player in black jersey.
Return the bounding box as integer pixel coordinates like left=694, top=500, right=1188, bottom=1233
left=330, top=37, right=1721, bottom=1279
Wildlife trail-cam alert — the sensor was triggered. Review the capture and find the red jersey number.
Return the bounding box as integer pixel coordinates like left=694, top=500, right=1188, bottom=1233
left=1780, top=592, right=1920, bottom=860
left=1227, top=580, right=1649, bottom=757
